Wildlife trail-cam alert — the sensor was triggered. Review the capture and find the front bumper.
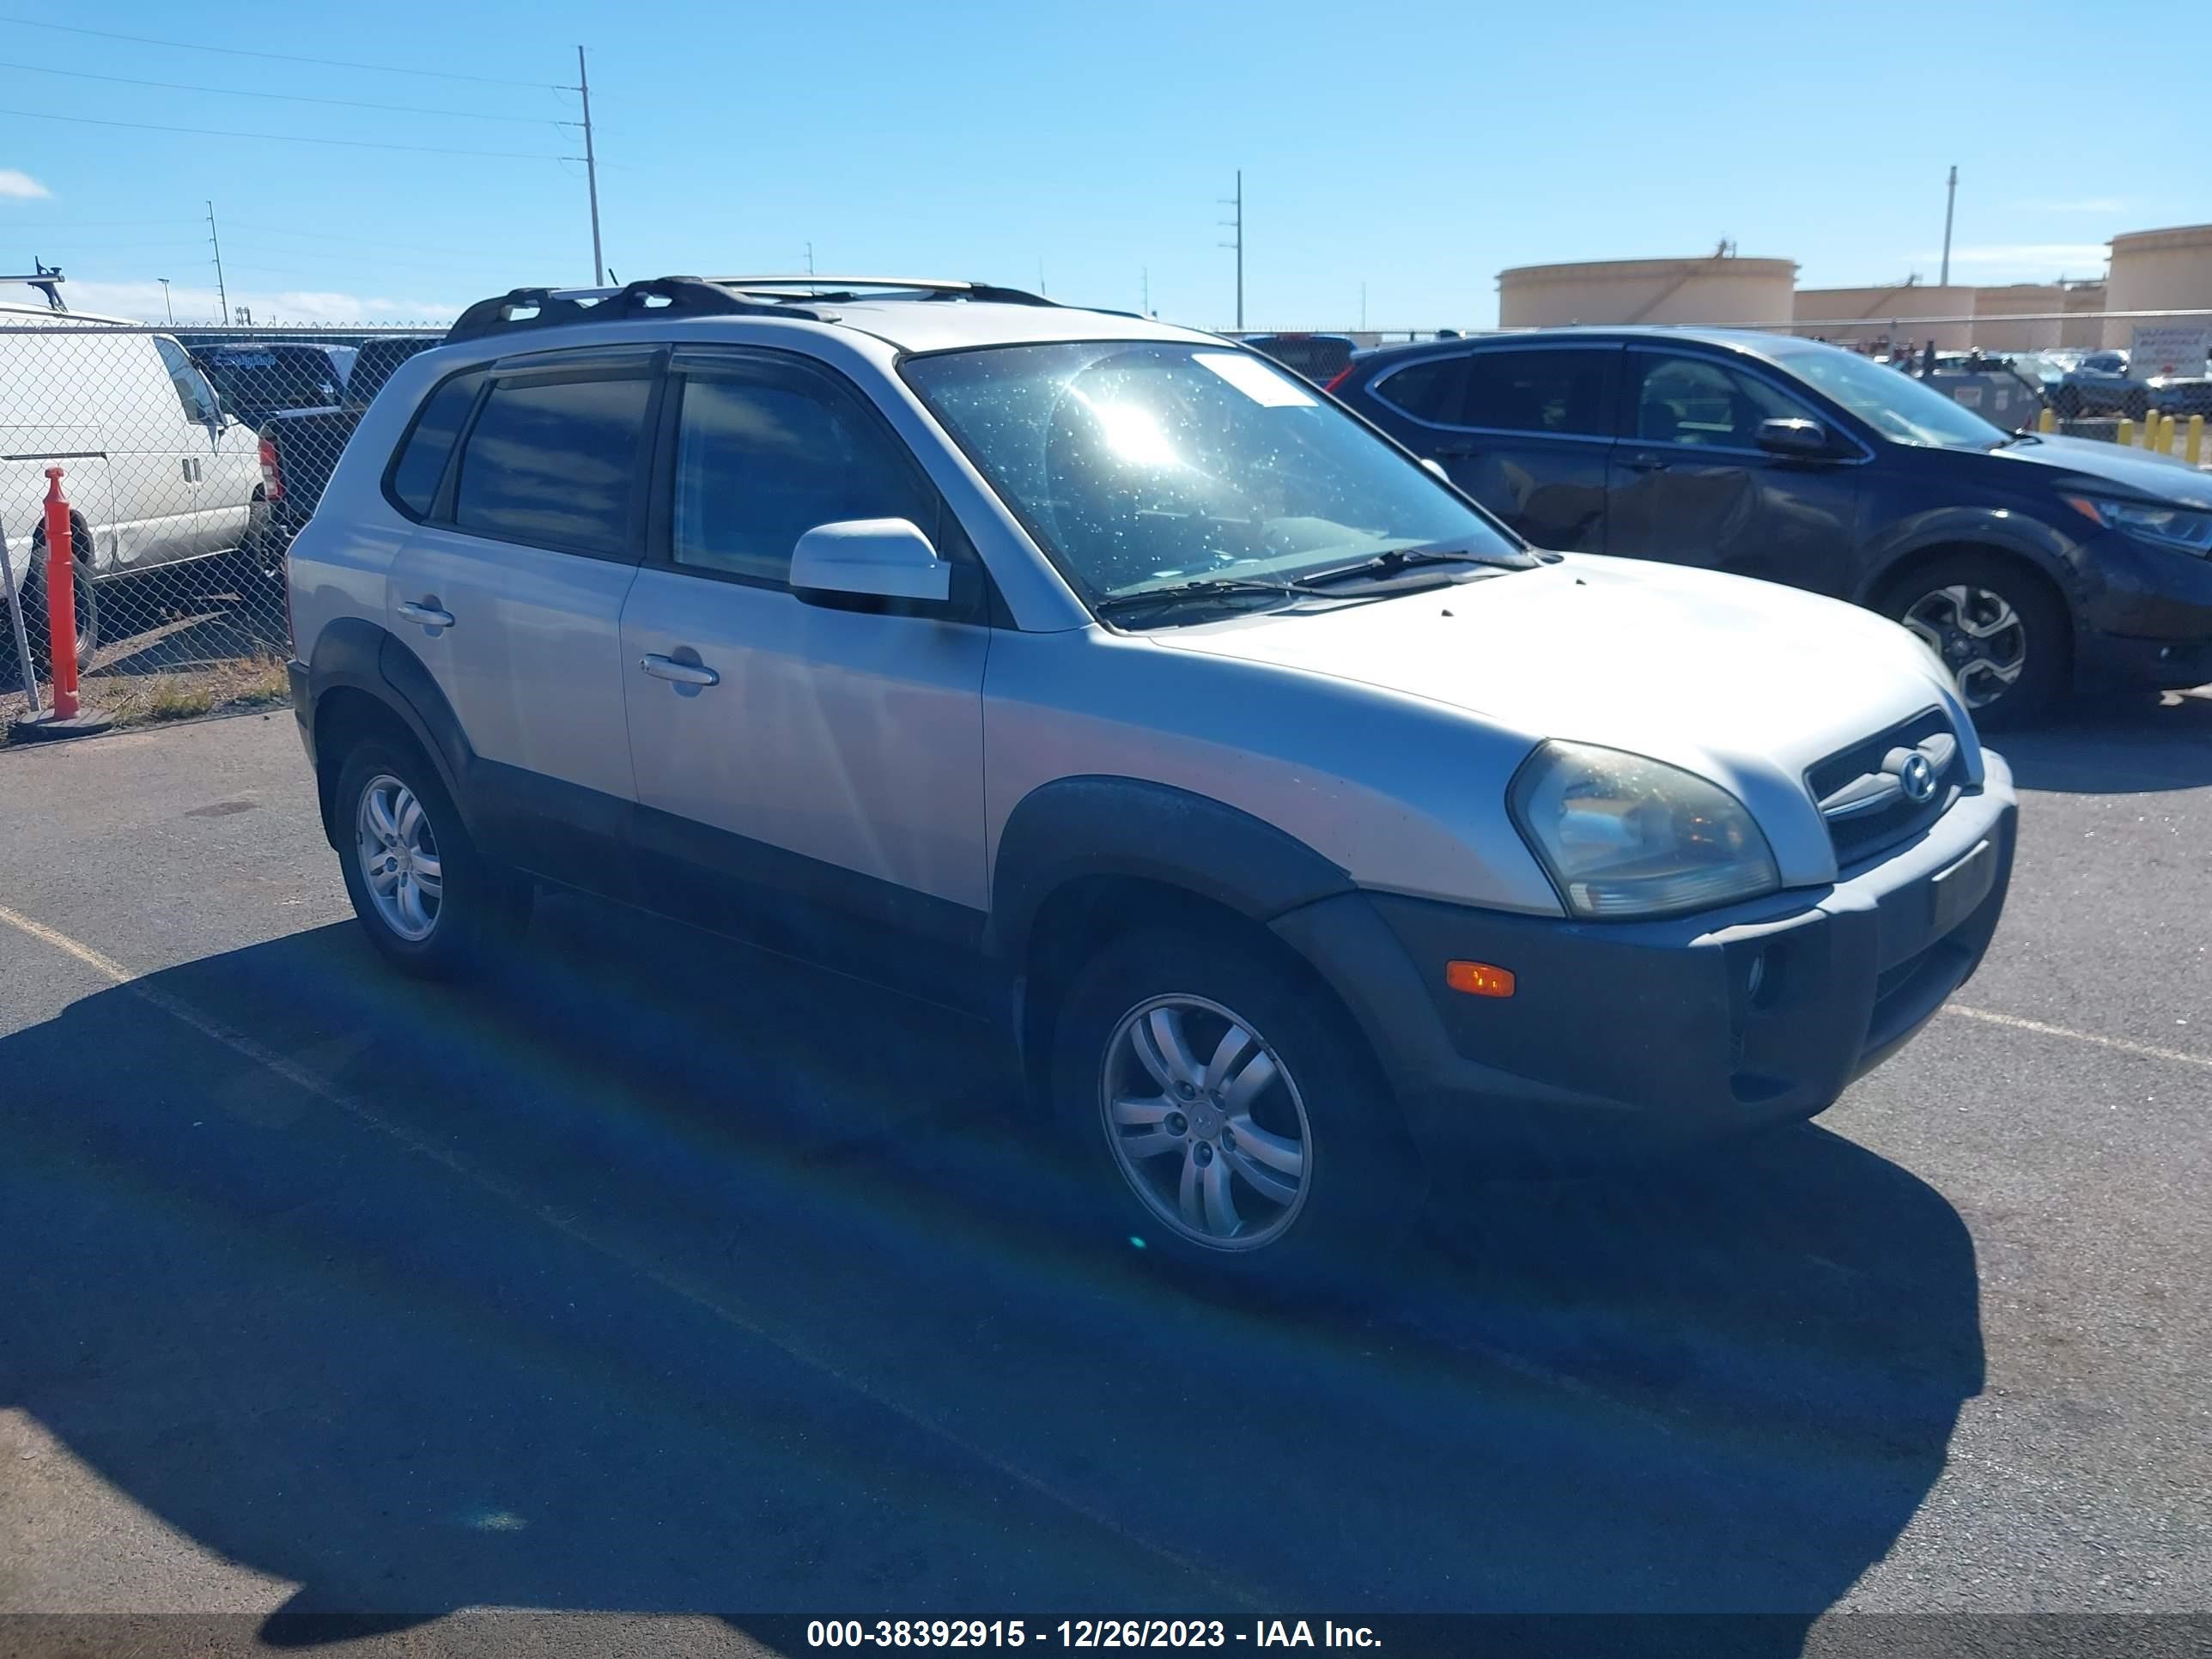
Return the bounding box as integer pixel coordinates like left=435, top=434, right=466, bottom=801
left=2076, top=529, right=2212, bottom=690
left=1270, top=754, right=2017, bottom=1165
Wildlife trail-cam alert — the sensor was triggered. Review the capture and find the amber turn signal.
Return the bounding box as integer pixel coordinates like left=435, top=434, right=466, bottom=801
left=1445, top=960, right=1516, bottom=998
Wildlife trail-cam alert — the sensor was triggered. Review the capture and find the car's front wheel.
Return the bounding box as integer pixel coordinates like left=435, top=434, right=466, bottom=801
left=334, top=739, right=529, bottom=978
left=1880, top=551, right=2070, bottom=727
left=1048, top=925, right=1421, bottom=1293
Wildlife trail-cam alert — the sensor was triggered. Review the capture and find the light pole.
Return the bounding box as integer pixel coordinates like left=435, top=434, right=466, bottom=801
left=156, top=277, right=173, bottom=325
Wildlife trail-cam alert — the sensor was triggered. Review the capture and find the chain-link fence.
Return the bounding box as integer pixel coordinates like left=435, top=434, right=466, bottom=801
left=1, top=319, right=442, bottom=734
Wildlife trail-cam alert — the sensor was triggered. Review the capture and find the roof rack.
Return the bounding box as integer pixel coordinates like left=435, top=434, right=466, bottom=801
left=0, top=264, right=67, bottom=312
left=444, top=274, right=823, bottom=344
left=709, top=276, right=1055, bottom=307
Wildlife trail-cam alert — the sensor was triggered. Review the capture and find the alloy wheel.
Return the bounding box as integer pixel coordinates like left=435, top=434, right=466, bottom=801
left=355, top=774, right=443, bottom=943
left=1902, top=584, right=2026, bottom=710
left=1098, top=994, right=1313, bottom=1251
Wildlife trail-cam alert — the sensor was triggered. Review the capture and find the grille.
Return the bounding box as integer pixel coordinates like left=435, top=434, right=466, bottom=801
left=1807, top=708, right=1962, bottom=867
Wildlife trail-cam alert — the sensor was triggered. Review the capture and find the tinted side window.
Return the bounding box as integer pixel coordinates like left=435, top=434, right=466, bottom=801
left=1462, top=349, right=1615, bottom=437
left=386, top=369, right=485, bottom=519
left=151, top=336, right=221, bottom=425
left=1628, top=354, right=1807, bottom=447
left=452, top=372, right=653, bottom=555
left=1373, top=356, right=1468, bottom=423
left=671, top=370, right=938, bottom=585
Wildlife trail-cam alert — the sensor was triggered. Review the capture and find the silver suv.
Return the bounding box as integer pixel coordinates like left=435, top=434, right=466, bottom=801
left=284, top=276, right=2017, bottom=1287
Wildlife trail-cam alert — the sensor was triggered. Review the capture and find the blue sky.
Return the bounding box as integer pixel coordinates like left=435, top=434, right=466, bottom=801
left=1, top=0, right=2201, bottom=328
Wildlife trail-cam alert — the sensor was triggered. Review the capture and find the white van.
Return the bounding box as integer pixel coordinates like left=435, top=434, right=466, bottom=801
left=0, top=300, right=262, bottom=670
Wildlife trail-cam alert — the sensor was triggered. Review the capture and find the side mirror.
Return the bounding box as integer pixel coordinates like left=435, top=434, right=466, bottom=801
left=1419, top=457, right=1451, bottom=483
left=789, top=518, right=951, bottom=605
left=1754, top=416, right=1832, bottom=458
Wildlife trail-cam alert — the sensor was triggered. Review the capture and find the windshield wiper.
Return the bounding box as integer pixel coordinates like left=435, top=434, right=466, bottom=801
left=1093, top=576, right=1302, bottom=619
left=1292, top=543, right=1534, bottom=588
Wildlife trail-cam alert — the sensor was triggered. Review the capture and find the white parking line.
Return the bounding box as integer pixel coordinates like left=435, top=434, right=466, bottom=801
left=0, top=900, right=1253, bottom=1606
left=1942, top=1003, right=2212, bottom=1071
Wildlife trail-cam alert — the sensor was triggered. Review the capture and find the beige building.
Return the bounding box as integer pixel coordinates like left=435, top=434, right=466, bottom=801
left=1970, top=285, right=2066, bottom=352
left=2104, top=223, right=2212, bottom=347
left=1497, top=253, right=1795, bottom=329
left=2060, top=283, right=2107, bottom=349
left=1790, top=284, right=1974, bottom=349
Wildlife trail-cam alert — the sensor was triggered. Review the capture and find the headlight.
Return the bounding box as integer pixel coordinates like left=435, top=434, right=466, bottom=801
left=2066, top=494, right=2212, bottom=556
left=1509, top=742, right=1781, bottom=921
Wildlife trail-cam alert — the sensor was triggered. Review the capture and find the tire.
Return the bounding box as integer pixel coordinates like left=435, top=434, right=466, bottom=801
left=2123, top=390, right=2149, bottom=422
left=1047, top=924, right=1422, bottom=1297
left=23, top=526, right=97, bottom=678
left=1877, top=550, right=2070, bottom=728
left=333, top=738, right=531, bottom=979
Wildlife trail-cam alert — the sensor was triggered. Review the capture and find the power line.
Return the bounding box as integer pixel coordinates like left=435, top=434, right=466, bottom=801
left=227, top=223, right=566, bottom=262
left=0, top=15, right=561, bottom=88
left=0, top=57, right=574, bottom=124
left=0, top=105, right=568, bottom=161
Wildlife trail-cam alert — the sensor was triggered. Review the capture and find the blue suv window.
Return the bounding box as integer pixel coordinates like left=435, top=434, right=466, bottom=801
left=1462, top=349, right=1614, bottom=437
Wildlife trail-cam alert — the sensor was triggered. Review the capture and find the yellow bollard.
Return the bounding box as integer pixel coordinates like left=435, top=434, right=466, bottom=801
left=2038, top=406, right=2057, bottom=434
left=2189, top=414, right=2205, bottom=466
left=2160, top=414, right=2178, bottom=454
left=2144, top=407, right=2160, bottom=447
left=2117, top=417, right=2136, bottom=447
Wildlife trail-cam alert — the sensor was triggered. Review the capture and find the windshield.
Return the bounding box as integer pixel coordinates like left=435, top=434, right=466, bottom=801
left=1770, top=343, right=2010, bottom=449
left=902, top=340, right=1521, bottom=606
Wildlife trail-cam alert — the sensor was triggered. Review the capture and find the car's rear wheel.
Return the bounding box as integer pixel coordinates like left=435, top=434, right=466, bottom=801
left=334, top=739, right=529, bottom=978
left=20, top=524, right=97, bottom=681
left=1048, top=925, right=1421, bottom=1295
left=1879, top=551, right=2069, bottom=727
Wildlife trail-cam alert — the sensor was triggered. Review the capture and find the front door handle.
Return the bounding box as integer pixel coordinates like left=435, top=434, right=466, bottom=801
left=639, top=653, right=720, bottom=688
left=396, top=600, right=455, bottom=629
left=1620, top=453, right=1672, bottom=473
left=1431, top=441, right=1480, bottom=459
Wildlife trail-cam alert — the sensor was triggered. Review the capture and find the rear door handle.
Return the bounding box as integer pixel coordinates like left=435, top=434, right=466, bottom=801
left=396, top=600, right=455, bottom=628
left=639, top=653, right=720, bottom=688
left=1620, top=453, right=1672, bottom=473
left=1431, top=441, right=1479, bottom=459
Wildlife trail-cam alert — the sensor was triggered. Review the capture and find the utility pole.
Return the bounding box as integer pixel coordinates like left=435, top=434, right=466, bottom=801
left=1142, top=266, right=1150, bottom=316
left=1940, top=165, right=1957, bottom=288
left=578, top=46, right=605, bottom=285
left=205, top=201, right=228, bottom=327
left=1037, top=257, right=1047, bottom=298
left=805, top=241, right=816, bottom=276
left=157, top=277, right=173, bottom=325
left=1219, top=170, right=1244, bottom=331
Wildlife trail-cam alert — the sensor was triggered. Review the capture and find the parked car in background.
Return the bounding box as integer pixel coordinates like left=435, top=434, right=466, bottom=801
left=1329, top=326, right=2212, bottom=723
left=249, top=334, right=441, bottom=566
left=285, top=276, right=2014, bottom=1289
left=2049, top=349, right=2145, bottom=419
left=1240, top=332, right=1358, bottom=386
left=194, top=340, right=359, bottom=428
left=0, top=299, right=261, bottom=678
left=2143, top=355, right=2212, bottom=419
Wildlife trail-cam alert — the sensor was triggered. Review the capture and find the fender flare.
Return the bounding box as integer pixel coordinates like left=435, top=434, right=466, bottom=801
left=303, top=617, right=478, bottom=841
left=988, top=775, right=1355, bottom=966
left=1851, top=507, right=2083, bottom=612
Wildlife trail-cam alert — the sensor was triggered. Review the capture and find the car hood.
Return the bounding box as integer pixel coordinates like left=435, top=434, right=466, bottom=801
left=1146, top=554, right=1976, bottom=834
left=1978, top=434, right=2212, bottom=507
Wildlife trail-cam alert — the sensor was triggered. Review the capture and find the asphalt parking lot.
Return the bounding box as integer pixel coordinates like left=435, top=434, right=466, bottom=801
left=1, top=696, right=2208, bottom=1655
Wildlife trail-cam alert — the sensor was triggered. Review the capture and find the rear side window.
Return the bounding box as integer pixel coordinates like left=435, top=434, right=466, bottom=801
left=451, top=372, right=653, bottom=555
left=1462, top=349, right=1615, bottom=437
left=386, top=369, right=485, bottom=519
left=1372, top=356, right=1468, bottom=423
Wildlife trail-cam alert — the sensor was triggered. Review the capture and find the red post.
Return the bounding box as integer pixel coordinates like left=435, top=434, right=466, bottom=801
left=41, top=466, right=77, bottom=720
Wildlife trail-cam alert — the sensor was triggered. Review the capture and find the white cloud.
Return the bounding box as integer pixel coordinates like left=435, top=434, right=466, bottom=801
left=0, top=169, right=52, bottom=200
left=56, top=278, right=458, bottom=326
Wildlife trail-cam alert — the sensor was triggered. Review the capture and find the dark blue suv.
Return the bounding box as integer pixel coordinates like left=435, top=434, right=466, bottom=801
left=1329, top=327, right=2212, bottom=724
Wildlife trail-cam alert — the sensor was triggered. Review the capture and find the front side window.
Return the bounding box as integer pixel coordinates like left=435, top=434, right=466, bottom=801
left=1766, top=343, right=2008, bottom=450
left=1462, top=349, right=1614, bottom=437
left=451, top=371, right=653, bottom=555
left=1628, top=353, right=1807, bottom=447
left=152, top=336, right=221, bottom=425
left=671, top=368, right=938, bottom=584
left=902, top=341, right=1520, bottom=605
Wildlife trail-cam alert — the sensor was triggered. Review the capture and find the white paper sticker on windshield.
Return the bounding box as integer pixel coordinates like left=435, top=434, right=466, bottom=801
left=1195, top=351, right=1318, bottom=407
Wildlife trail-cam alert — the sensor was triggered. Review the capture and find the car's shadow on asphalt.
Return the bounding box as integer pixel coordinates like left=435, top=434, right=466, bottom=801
left=0, top=896, right=1984, bottom=1654
left=1996, top=688, right=2212, bottom=793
